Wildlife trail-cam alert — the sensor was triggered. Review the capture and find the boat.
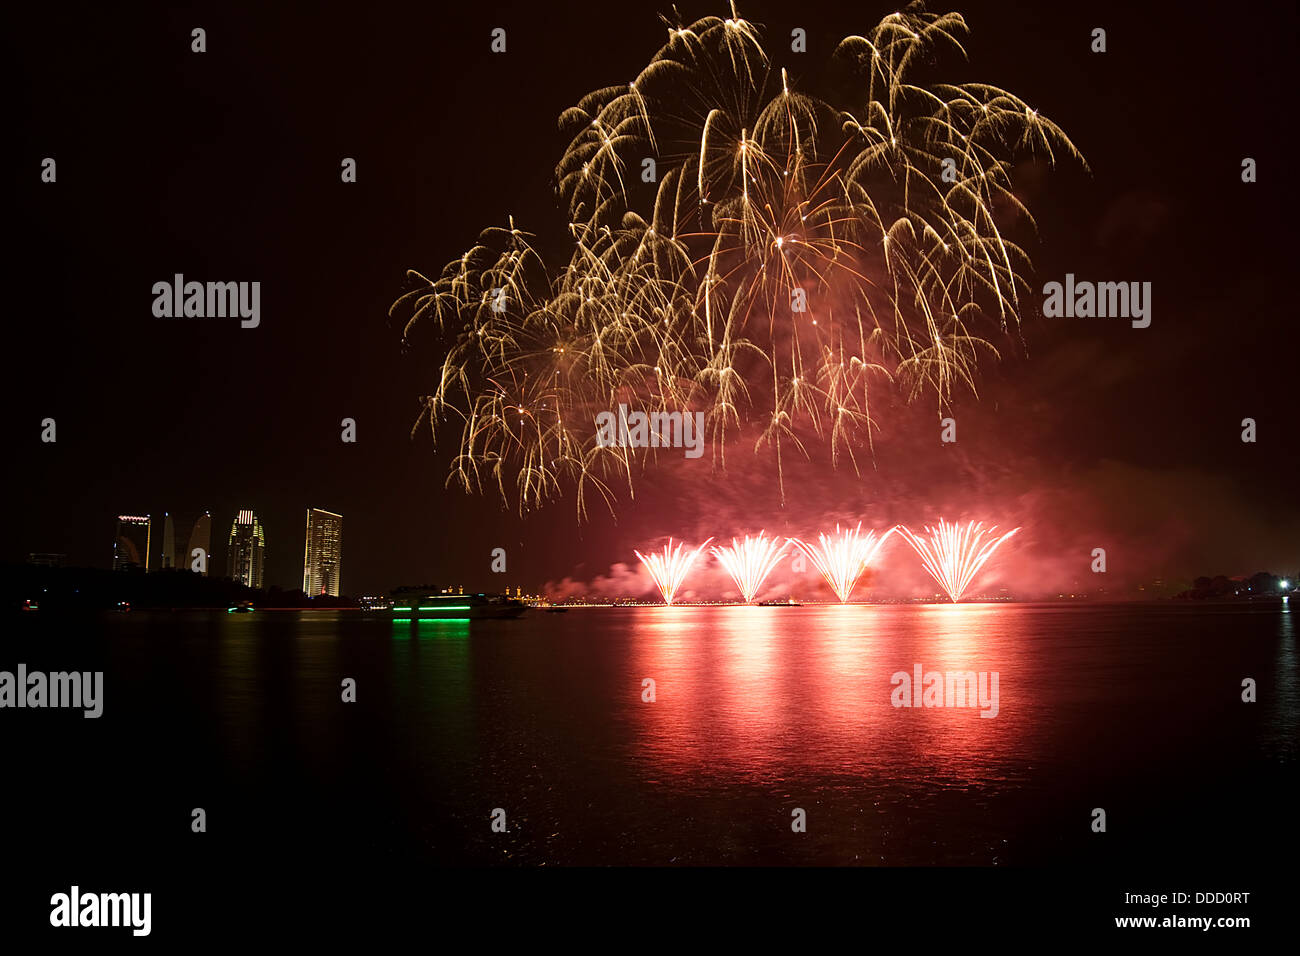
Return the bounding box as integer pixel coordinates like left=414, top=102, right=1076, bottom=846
left=22, top=599, right=39, bottom=612
left=114, top=601, right=131, bottom=613
left=227, top=601, right=254, bottom=614
left=543, top=606, right=569, bottom=614
left=390, top=592, right=527, bottom=620
left=758, top=598, right=801, bottom=606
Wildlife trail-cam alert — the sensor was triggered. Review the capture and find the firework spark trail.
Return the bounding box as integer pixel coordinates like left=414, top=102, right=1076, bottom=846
left=711, top=531, right=790, bottom=603
left=393, top=5, right=1084, bottom=517
left=634, top=537, right=714, bottom=604
left=790, top=523, right=897, bottom=602
left=896, top=519, right=1020, bottom=602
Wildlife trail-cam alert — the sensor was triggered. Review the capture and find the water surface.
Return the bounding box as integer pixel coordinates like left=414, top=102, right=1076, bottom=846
left=5, top=602, right=1295, bottom=868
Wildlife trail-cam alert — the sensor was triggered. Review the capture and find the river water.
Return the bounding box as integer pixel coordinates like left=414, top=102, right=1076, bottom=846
left=4, top=602, right=1295, bottom=871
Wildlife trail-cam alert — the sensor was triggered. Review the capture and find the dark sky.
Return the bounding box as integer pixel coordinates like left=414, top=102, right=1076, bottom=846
left=7, top=0, right=1297, bottom=597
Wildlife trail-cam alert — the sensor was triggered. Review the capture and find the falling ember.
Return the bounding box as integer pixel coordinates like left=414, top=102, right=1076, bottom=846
left=712, top=532, right=789, bottom=604
left=392, top=6, right=1085, bottom=518
left=634, top=538, right=714, bottom=605
left=896, top=520, right=1021, bottom=603
left=790, top=524, right=897, bottom=603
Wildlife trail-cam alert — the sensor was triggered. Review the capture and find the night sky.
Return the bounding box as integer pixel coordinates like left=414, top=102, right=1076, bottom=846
left=8, top=0, right=1297, bottom=597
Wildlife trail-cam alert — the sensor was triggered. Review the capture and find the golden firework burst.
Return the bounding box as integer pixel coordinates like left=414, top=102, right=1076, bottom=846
left=392, top=4, right=1084, bottom=517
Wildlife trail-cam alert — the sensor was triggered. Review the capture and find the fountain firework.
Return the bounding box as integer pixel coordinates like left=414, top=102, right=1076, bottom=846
left=790, top=524, right=897, bottom=602
left=896, top=520, right=1020, bottom=603
left=712, top=532, right=790, bottom=603
left=634, top=537, right=714, bottom=605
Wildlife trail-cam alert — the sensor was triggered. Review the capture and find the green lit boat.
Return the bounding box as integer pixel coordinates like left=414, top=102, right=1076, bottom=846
left=390, top=592, right=527, bottom=620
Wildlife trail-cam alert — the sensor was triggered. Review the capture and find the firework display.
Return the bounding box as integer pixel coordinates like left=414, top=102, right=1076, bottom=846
left=790, top=523, right=897, bottom=602
left=12, top=0, right=1292, bottom=921
left=895, top=519, right=1020, bottom=602
left=392, top=5, right=1083, bottom=516
left=636, top=520, right=1020, bottom=603
left=634, top=537, right=714, bottom=604
left=711, top=532, right=791, bottom=603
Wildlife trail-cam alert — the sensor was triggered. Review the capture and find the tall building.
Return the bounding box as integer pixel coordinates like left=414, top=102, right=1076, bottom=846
left=159, top=511, right=212, bottom=574
left=227, top=510, right=266, bottom=588
left=302, top=508, right=343, bottom=596
left=187, top=512, right=212, bottom=576
left=113, top=515, right=152, bottom=571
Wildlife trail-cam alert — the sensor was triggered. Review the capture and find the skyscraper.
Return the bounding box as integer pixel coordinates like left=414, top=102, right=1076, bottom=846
left=187, top=512, right=212, bottom=576
left=227, top=510, right=266, bottom=588
left=160, top=511, right=212, bottom=574
left=113, top=515, right=152, bottom=571
left=302, top=508, right=343, bottom=597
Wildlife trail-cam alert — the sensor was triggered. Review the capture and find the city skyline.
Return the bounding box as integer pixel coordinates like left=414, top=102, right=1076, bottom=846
left=95, top=506, right=353, bottom=595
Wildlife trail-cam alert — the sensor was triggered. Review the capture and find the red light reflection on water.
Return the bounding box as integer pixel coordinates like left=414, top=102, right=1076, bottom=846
left=626, top=604, right=1044, bottom=785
